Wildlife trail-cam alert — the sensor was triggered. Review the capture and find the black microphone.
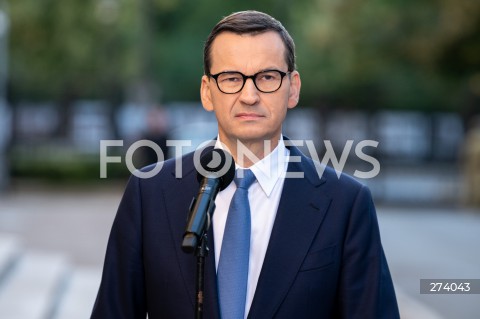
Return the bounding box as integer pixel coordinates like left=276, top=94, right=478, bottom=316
left=182, top=148, right=235, bottom=253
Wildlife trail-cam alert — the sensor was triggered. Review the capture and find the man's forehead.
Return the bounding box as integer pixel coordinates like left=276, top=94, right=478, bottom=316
left=209, top=31, right=287, bottom=67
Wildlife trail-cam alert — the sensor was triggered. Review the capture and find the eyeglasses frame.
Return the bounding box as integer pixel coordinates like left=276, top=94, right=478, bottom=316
left=207, top=69, right=290, bottom=94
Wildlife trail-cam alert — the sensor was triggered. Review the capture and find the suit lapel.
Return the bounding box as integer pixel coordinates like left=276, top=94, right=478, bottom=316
left=248, top=146, right=332, bottom=318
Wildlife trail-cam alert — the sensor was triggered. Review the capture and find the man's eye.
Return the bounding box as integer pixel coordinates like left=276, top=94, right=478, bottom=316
left=220, top=76, right=241, bottom=83
left=226, top=77, right=241, bottom=82
left=258, top=73, right=278, bottom=81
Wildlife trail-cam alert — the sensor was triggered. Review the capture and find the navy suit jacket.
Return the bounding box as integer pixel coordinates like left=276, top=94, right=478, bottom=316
left=91, top=144, right=400, bottom=318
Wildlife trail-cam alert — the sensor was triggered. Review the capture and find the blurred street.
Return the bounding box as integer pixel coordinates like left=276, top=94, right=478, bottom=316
left=0, top=181, right=478, bottom=318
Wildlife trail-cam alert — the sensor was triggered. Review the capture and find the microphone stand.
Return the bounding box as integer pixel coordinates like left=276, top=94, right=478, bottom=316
left=184, top=201, right=215, bottom=319
left=195, top=232, right=208, bottom=319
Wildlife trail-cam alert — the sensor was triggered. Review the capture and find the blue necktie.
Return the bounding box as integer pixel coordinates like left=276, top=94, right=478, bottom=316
left=218, top=169, right=256, bottom=319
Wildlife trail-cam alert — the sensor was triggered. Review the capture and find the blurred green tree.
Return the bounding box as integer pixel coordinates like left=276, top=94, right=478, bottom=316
left=291, top=0, right=480, bottom=113
left=10, top=0, right=138, bottom=100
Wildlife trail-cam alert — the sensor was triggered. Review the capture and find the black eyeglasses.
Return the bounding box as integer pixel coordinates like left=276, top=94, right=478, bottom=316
left=208, top=70, right=290, bottom=94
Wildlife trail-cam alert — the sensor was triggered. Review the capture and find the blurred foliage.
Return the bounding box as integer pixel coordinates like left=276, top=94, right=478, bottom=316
left=291, top=0, right=480, bottom=112
left=10, top=145, right=130, bottom=182
left=6, top=0, right=480, bottom=112
left=9, top=0, right=140, bottom=101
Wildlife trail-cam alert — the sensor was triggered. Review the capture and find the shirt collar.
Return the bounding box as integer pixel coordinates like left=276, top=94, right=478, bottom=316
left=215, top=136, right=289, bottom=197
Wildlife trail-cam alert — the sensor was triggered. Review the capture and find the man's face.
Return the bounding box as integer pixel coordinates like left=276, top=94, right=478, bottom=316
left=201, top=31, right=301, bottom=149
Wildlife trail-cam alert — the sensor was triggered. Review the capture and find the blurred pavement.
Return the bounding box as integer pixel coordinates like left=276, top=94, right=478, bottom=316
left=0, top=181, right=479, bottom=318
left=378, top=205, right=480, bottom=319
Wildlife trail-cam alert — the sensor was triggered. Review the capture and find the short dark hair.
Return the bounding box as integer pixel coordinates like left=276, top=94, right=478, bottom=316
left=203, top=10, right=296, bottom=75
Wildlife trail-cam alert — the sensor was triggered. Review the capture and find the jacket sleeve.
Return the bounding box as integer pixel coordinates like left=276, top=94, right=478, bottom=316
left=336, top=185, right=400, bottom=319
left=91, top=175, right=147, bottom=319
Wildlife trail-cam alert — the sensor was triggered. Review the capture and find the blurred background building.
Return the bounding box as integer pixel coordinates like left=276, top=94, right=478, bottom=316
left=0, top=0, right=479, bottom=318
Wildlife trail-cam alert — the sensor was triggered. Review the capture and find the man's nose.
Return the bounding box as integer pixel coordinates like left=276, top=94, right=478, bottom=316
left=239, top=78, right=260, bottom=105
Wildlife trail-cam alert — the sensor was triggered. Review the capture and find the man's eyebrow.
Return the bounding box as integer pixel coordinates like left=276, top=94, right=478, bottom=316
left=215, top=67, right=284, bottom=74
left=259, top=67, right=283, bottom=72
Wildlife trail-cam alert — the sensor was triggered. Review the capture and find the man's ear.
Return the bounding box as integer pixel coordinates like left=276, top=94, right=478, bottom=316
left=287, top=71, right=301, bottom=109
left=201, top=75, right=214, bottom=112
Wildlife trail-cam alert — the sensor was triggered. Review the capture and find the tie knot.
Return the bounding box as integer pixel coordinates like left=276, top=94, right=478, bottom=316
left=234, top=169, right=256, bottom=189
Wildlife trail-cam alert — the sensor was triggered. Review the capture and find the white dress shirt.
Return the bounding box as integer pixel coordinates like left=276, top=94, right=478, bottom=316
left=213, top=137, right=290, bottom=317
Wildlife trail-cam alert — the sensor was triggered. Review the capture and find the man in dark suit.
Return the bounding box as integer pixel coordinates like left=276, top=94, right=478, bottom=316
left=92, top=10, right=400, bottom=318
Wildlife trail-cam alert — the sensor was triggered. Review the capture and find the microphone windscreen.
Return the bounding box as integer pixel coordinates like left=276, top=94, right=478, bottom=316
left=197, top=148, right=235, bottom=191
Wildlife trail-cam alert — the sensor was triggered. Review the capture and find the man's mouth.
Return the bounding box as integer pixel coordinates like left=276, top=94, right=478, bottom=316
left=235, top=113, right=264, bottom=120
